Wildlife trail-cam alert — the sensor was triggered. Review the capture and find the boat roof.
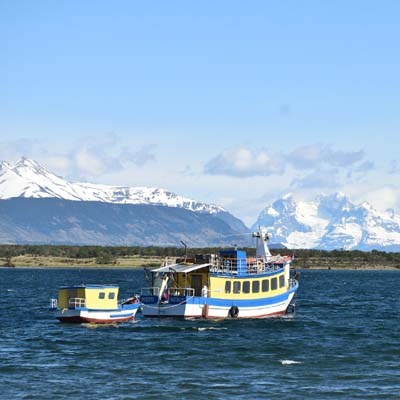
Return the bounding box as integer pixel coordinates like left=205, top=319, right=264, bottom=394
left=59, top=284, right=119, bottom=289
left=151, top=263, right=211, bottom=274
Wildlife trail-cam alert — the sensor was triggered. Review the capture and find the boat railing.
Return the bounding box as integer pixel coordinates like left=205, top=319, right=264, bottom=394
left=167, top=287, right=195, bottom=297
left=140, top=287, right=195, bottom=305
left=165, top=287, right=195, bottom=304
left=209, top=257, right=286, bottom=275
left=162, top=257, right=179, bottom=267
left=49, top=298, right=58, bottom=310
left=68, top=297, right=86, bottom=308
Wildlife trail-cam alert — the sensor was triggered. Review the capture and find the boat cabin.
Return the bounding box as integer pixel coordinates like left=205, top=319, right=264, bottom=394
left=58, top=285, right=120, bottom=310
left=142, top=247, right=291, bottom=303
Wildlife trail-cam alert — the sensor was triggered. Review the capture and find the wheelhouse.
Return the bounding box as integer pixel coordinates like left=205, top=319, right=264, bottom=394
left=58, top=285, right=120, bottom=310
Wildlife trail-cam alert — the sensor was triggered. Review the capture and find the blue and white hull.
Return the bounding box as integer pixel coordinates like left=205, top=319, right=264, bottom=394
left=56, top=303, right=140, bottom=323
left=142, top=282, right=298, bottom=319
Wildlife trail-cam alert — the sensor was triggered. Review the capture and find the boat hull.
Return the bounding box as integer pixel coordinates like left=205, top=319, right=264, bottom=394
left=56, top=304, right=140, bottom=324
left=142, top=284, right=297, bottom=319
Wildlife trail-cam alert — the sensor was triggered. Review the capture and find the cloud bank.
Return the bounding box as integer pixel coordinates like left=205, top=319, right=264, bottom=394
left=0, top=134, right=157, bottom=181
left=204, top=146, right=285, bottom=177
left=204, top=143, right=374, bottom=190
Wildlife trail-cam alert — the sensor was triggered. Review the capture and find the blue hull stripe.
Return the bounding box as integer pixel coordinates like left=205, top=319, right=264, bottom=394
left=110, top=312, right=135, bottom=318
left=69, top=304, right=140, bottom=312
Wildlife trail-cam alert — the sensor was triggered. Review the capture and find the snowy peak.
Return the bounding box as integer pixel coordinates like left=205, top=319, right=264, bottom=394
left=0, top=158, right=225, bottom=214
left=253, top=193, right=400, bottom=251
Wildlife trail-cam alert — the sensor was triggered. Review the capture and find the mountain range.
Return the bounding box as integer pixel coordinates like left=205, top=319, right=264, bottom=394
left=1, top=158, right=400, bottom=251
left=0, top=158, right=223, bottom=214
left=0, top=158, right=250, bottom=247
left=252, top=193, right=400, bottom=251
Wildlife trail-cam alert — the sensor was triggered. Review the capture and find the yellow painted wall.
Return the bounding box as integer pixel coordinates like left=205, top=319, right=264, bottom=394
left=58, top=286, right=119, bottom=309
left=85, top=287, right=119, bottom=309
left=174, top=272, right=208, bottom=288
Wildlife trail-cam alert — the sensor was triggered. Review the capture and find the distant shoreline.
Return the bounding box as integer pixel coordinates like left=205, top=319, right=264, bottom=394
left=0, top=255, right=398, bottom=271
left=0, top=255, right=162, bottom=269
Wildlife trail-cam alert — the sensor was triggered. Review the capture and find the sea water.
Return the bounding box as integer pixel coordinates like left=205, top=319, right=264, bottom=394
left=0, top=268, right=399, bottom=399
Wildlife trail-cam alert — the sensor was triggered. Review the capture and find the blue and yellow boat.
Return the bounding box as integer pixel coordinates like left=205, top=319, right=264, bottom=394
left=52, top=284, right=140, bottom=323
left=140, top=228, right=299, bottom=319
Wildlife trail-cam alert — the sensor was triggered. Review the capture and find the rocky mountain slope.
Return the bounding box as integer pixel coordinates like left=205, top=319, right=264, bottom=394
left=0, top=198, right=250, bottom=246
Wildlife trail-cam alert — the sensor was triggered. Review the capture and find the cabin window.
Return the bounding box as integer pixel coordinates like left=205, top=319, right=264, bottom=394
left=243, top=281, right=250, bottom=294
left=225, top=281, right=231, bottom=294
left=279, top=275, right=285, bottom=288
left=262, top=279, right=269, bottom=292
left=252, top=280, right=260, bottom=293
left=233, top=281, right=241, bottom=294
left=99, top=292, right=105, bottom=299
left=271, top=277, right=278, bottom=290
left=108, top=292, right=115, bottom=299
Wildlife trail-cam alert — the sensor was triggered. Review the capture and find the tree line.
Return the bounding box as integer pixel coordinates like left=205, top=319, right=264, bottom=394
left=1, top=243, right=400, bottom=264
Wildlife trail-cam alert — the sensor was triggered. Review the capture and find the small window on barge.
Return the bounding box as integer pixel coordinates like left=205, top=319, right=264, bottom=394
left=243, top=281, right=250, bottom=294
left=99, top=292, right=105, bottom=299
left=233, top=281, right=241, bottom=294
left=225, top=281, right=231, bottom=294
left=252, top=280, right=260, bottom=293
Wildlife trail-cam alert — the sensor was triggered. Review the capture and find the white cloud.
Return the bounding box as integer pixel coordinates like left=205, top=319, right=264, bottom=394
left=290, top=168, right=341, bottom=189
left=125, top=144, right=157, bottom=166
left=203, top=143, right=370, bottom=192
left=0, top=134, right=157, bottom=181
left=324, top=148, right=364, bottom=167
left=204, top=146, right=285, bottom=177
left=74, top=146, right=108, bottom=176
left=288, top=144, right=364, bottom=169
left=355, top=185, right=400, bottom=213
left=345, top=160, right=375, bottom=182
left=39, top=154, right=71, bottom=173
left=204, top=143, right=368, bottom=179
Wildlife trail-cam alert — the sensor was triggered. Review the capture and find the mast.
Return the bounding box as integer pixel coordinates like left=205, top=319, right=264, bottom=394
left=252, top=227, right=272, bottom=261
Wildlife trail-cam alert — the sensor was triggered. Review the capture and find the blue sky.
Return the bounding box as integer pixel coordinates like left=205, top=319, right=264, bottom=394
left=1, top=1, right=400, bottom=225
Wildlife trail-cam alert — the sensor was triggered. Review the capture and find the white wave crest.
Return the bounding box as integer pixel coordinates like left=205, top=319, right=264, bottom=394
left=197, top=327, right=228, bottom=331
left=280, top=359, right=303, bottom=365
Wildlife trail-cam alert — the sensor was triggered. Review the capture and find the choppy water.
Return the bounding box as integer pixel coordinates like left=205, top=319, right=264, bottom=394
left=0, top=268, right=399, bottom=399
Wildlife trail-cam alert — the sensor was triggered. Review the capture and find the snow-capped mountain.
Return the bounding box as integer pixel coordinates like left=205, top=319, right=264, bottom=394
left=4, top=158, right=400, bottom=250
left=252, top=193, right=400, bottom=251
left=0, top=158, right=250, bottom=246
left=0, top=158, right=223, bottom=214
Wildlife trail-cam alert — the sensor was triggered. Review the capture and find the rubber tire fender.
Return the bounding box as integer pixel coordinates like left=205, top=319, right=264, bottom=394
left=228, top=305, right=239, bottom=318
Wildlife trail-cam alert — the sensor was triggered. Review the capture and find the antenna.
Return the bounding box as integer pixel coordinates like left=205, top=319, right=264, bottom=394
left=180, top=240, right=187, bottom=262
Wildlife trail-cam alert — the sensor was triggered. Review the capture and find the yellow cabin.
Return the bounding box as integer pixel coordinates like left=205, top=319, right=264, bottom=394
left=58, top=285, right=119, bottom=310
